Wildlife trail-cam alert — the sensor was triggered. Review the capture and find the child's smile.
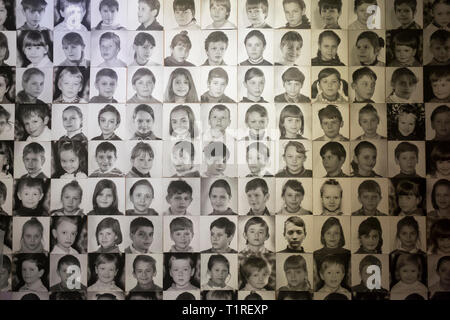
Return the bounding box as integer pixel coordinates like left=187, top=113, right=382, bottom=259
left=435, top=185, right=450, bottom=210
left=96, top=188, right=114, bottom=207
left=60, top=150, right=79, bottom=174
left=248, top=269, right=269, bottom=289
left=63, top=43, right=83, bottom=61
left=437, top=237, right=450, bottom=253
left=324, top=225, right=341, bottom=248
left=172, top=76, right=190, bottom=97
left=98, top=227, right=117, bottom=249
left=133, top=153, right=153, bottom=175
left=63, top=110, right=82, bottom=133
left=321, top=264, right=344, bottom=289
left=96, top=262, right=117, bottom=284
left=360, top=230, right=379, bottom=251
left=24, top=45, right=47, bottom=64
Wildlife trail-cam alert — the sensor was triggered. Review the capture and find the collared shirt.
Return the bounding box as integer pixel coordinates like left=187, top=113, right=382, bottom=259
left=314, top=134, right=349, bottom=142
left=20, top=279, right=48, bottom=292
left=240, top=246, right=273, bottom=256
left=21, top=171, right=48, bottom=179
left=246, top=207, right=271, bottom=216
left=137, top=19, right=164, bottom=31
left=90, top=167, right=124, bottom=178
left=26, top=126, right=52, bottom=142
left=274, top=93, right=311, bottom=103
left=201, top=247, right=238, bottom=254
left=127, top=94, right=161, bottom=104
left=124, top=244, right=150, bottom=254
left=276, top=206, right=312, bottom=215
left=314, top=92, right=348, bottom=103
left=200, top=92, right=235, bottom=103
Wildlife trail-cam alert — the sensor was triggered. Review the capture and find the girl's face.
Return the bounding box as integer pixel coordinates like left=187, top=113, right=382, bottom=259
left=437, top=236, right=450, bottom=253
left=172, top=75, right=190, bottom=98
left=210, top=3, right=227, bottom=23
left=321, top=185, right=342, bottom=213
left=22, top=261, right=43, bottom=285
left=169, top=259, right=194, bottom=288
left=96, top=262, right=118, bottom=284
left=320, top=264, right=344, bottom=289
left=22, top=225, right=43, bottom=251
left=432, top=3, right=450, bottom=27
left=209, top=187, right=231, bottom=212
left=0, top=1, right=7, bottom=27
left=437, top=261, right=450, bottom=286
left=392, top=75, right=416, bottom=99
left=281, top=41, right=302, bottom=63
left=436, top=159, right=450, bottom=176
left=323, top=224, right=341, bottom=248
left=360, top=230, right=380, bottom=252
left=171, top=109, right=190, bottom=136
left=395, top=45, right=416, bottom=64
left=53, top=220, right=77, bottom=249
left=60, top=149, right=80, bottom=174
left=283, top=116, right=302, bottom=136
left=247, top=268, right=269, bottom=289
left=245, top=36, right=265, bottom=61
left=61, top=187, right=82, bottom=214
left=435, top=185, right=450, bottom=210
left=245, top=76, right=265, bottom=98
left=174, top=8, right=194, bottom=27
left=132, top=152, right=153, bottom=174
left=131, top=184, right=153, bottom=212
left=319, top=36, right=338, bottom=61
left=399, top=263, right=419, bottom=284
left=59, top=74, right=82, bottom=99
left=96, top=188, right=114, bottom=208
left=398, top=225, right=418, bottom=249
left=135, top=42, right=153, bottom=62
left=359, top=112, right=379, bottom=137
left=284, top=146, right=306, bottom=174
left=171, top=43, right=189, bottom=63
left=319, top=74, right=340, bottom=98
left=98, top=227, right=117, bottom=249
left=24, top=44, right=48, bottom=64
left=62, top=109, right=82, bottom=133
left=356, top=38, right=378, bottom=65
left=283, top=2, right=304, bottom=27
left=209, top=262, right=228, bottom=286
left=133, top=111, right=154, bottom=135
left=356, top=3, right=372, bottom=25
left=432, top=77, right=450, bottom=100
left=62, top=43, right=83, bottom=62
left=355, top=147, right=377, bottom=172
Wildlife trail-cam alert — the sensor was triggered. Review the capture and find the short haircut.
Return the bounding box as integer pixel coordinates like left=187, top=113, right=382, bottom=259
left=210, top=217, right=235, bottom=237
left=244, top=216, right=269, bottom=236
left=320, top=217, right=345, bottom=247
left=208, top=179, right=232, bottom=197
left=210, top=0, right=231, bottom=18
left=283, top=216, right=305, bottom=235
left=319, top=0, right=342, bottom=12
left=21, top=217, right=44, bottom=238
left=208, top=104, right=230, bottom=120
left=166, top=180, right=192, bottom=198
left=58, top=66, right=84, bottom=87
left=354, top=140, right=376, bottom=158
left=319, top=30, right=341, bottom=46
left=394, top=142, right=418, bottom=159
left=358, top=180, right=381, bottom=196
left=129, top=179, right=154, bottom=199
left=436, top=256, right=450, bottom=272
left=280, top=31, right=303, bottom=48
left=51, top=216, right=78, bottom=234
left=283, top=255, right=307, bottom=271
left=98, top=104, right=120, bottom=125
left=133, top=104, right=155, bottom=120
left=391, top=67, right=418, bottom=85
left=57, top=254, right=81, bottom=270
left=170, top=31, right=191, bottom=50
left=283, top=0, right=306, bottom=10
left=130, top=142, right=154, bottom=160
left=245, top=0, right=268, bottom=13
left=168, top=253, right=195, bottom=269
left=396, top=180, right=420, bottom=198
left=19, top=103, right=49, bottom=122
left=22, top=67, right=45, bottom=84
left=95, top=141, right=117, bottom=157
left=21, top=0, right=48, bottom=10
left=203, top=142, right=230, bottom=161
left=430, top=29, right=450, bottom=44
left=58, top=0, right=87, bottom=12
left=130, top=217, right=154, bottom=234
left=320, top=179, right=343, bottom=197
left=318, top=104, right=343, bottom=122
left=358, top=104, right=380, bottom=123
left=352, top=67, right=377, bottom=82
left=172, top=140, right=195, bottom=161
left=94, top=253, right=119, bottom=269
left=283, top=141, right=307, bottom=156
left=392, top=31, right=419, bottom=50
left=23, top=142, right=45, bottom=158
left=320, top=141, right=346, bottom=161
left=19, top=253, right=47, bottom=272
left=241, top=256, right=270, bottom=280
left=245, top=178, right=269, bottom=195
left=170, top=217, right=193, bottom=233
left=204, top=31, right=229, bottom=50
left=356, top=31, right=385, bottom=52
left=17, top=178, right=44, bottom=194
left=430, top=143, right=450, bottom=171
left=207, top=67, right=228, bottom=84
left=358, top=254, right=382, bottom=274
left=244, top=30, right=266, bottom=47
left=132, top=68, right=155, bottom=85
left=430, top=68, right=450, bottom=81
left=133, top=32, right=155, bottom=47
left=281, top=67, right=305, bottom=83
left=95, top=68, right=118, bottom=82
left=282, top=179, right=305, bottom=197
left=394, top=0, right=417, bottom=12
left=173, top=0, right=196, bottom=15
left=244, top=67, right=264, bottom=82
left=430, top=105, right=450, bottom=122
left=132, top=254, right=156, bottom=272
left=320, top=254, right=345, bottom=274
left=207, top=254, right=229, bottom=271
left=246, top=142, right=270, bottom=160
left=95, top=217, right=122, bottom=245
left=395, top=253, right=422, bottom=281
left=245, top=104, right=267, bottom=123
left=431, top=179, right=450, bottom=210
left=62, top=32, right=85, bottom=47
left=99, top=0, right=118, bottom=11
left=139, top=0, right=161, bottom=17
left=62, top=105, right=83, bottom=125
left=354, top=0, right=377, bottom=11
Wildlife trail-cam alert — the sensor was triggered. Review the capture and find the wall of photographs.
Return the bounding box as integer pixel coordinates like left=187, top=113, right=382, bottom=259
left=0, top=0, right=449, bottom=301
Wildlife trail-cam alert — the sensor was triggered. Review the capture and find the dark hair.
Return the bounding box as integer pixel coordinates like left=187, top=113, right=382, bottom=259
left=431, top=179, right=450, bottom=210
left=204, top=31, right=229, bottom=50
left=210, top=217, right=236, bottom=237
left=358, top=217, right=383, bottom=253
left=320, top=217, right=345, bottom=247
left=92, top=179, right=119, bottom=212
left=320, top=141, right=346, bottom=161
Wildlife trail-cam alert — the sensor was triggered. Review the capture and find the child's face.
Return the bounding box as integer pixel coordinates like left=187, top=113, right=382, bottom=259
left=23, top=74, right=44, bottom=98
left=395, top=3, right=415, bottom=26
left=171, top=43, right=190, bottom=63
left=209, top=109, right=230, bottom=132
left=353, top=76, right=376, bottom=101
left=210, top=226, right=232, bottom=251
left=247, top=147, right=269, bottom=175
left=283, top=2, right=304, bottom=27
left=23, top=7, right=45, bottom=28
left=22, top=225, right=43, bottom=251
left=432, top=111, right=450, bottom=139
left=62, top=42, right=83, bottom=62
left=431, top=76, right=450, bottom=100
left=171, top=110, right=190, bottom=137
left=436, top=158, right=450, bottom=176
left=96, top=150, right=117, bottom=172
left=133, top=75, right=155, bottom=98
left=98, top=227, right=118, bottom=249
left=244, top=76, right=265, bottom=98
left=321, top=184, right=342, bottom=213
left=320, top=263, right=344, bottom=289
left=246, top=187, right=269, bottom=212
left=359, top=191, right=381, bottom=211
left=169, top=259, right=194, bottom=287
left=398, top=225, right=418, bottom=248
left=284, top=222, right=306, bottom=250
left=95, top=262, right=118, bottom=284
left=131, top=184, right=154, bottom=212
left=432, top=3, right=450, bottom=27
left=283, top=80, right=302, bottom=98
left=283, top=186, right=304, bottom=212
left=437, top=237, right=450, bottom=254
left=247, top=111, right=268, bottom=134
left=206, top=41, right=227, bottom=65
left=431, top=39, right=450, bottom=63
left=209, top=187, right=231, bottom=212
left=397, top=113, right=416, bottom=137
left=95, top=76, right=117, bottom=99
left=392, top=75, right=416, bottom=99
left=320, top=7, right=340, bottom=26
left=100, top=5, right=118, bottom=26
left=0, top=77, right=8, bottom=99
left=60, top=4, right=85, bottom=28
left=96, top=188, right=114, bottom=208
left=319, top=36, right=338, bottom=61
left=323, top=224, right=341, bottom=248
left=57, top=263, right=76, bottom=288
left=398, top=194, right=420, bottom=213
left=23, top=113, right=48, bottom=138
left=246, top=5, right=266, bottom=26
left=135, top=42, right=154, bottom=62
left=100, top=39, right=120, bottom=61
left=399, top=263, right=419, bottom=284
left=171, top=148, right=193, bottom=173
left=53, top=220, right=77, bottom=250
left=245, top=36, right=265, bottom=61
left=209, top=262, right=228, bottom=286
left=247, top=267, right=269, bottom=289
left=60, top=149, right=79, bottom=175
left=138, top=2, right=154, bottom=23
left=437, top=261, right=450, bottom=286
left=355, top=147, right=376, bottom=172
left=395, top=45, right=416, bottom=64
left=321, top=150, right=344, bottom=175
left=130, top=226, right=154, bottom=252
left=23, top=152, right=44, bottom=175
left=285, top=267, right=306, bottom=288
left=395, top=151, right=418, bottom=174
left=284, top=146, right=306, bottom=173
left=210, top=3, right=227, bottom=23
left=172, top=75, right=190, bottom=98
left=171, top=228, right=193, bottom=250
left=21, top=260, right=43, bottom=285
left=59, top=74, right=82, bottom=99
left=208, top=77, right=227, bottom=98
left=356, top=39, right=377, bottom=65
left=133, top=111, right=154, bottom=135
left=62, top=109, right=82, bottom=133
left=359, top=112, right=379, bottom=137
left=319, top=74, right=340, bottom=98
left=167, top=192, right=193, bottom=215
left=244, top=223, right=269, bottom=247
left=18, top=186, right=43, bottom=209
left=0, top=1, right=6, bottom=27
left=133, top=261, right=155, bottom=286
left=24, top=44, right=48, bottom=64
left=356, top=3, right=373, bottom=25
left=360, top=230, right=380, bottom=252
left=174, top=7, right=194, bottom=26
left=435, top=185, right=450, bottom=210
left=132, top=152, right=153, bottom=175
left=61, top=187, right=82, bottom=214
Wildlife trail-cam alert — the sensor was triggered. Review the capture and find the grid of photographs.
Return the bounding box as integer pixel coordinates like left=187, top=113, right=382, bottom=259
left=0, top=0, right=449, bottom=301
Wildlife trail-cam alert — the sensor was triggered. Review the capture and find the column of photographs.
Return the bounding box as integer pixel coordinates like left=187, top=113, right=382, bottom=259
left=0, top=0, right=449, bottom=301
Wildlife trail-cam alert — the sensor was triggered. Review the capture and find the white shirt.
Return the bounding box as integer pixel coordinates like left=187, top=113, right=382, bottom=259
left=26, top=126, right=52, bottom=142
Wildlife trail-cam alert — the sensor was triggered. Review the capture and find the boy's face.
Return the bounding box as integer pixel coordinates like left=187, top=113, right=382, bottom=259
left=352, top=76, right=376, bottom=101
left=98, top=227, right=117, bottom=249
left=133, top=75, right=155, bottom=98
left=246, top=5, right=266, bottom=26
left=245, top=36, right=265, bottom=61
left=283, top=146, right=306, bottom=173
left=208, top=77, right=227, bottom=98
left=319, top=74, right=340, bottom=98
left=398, top=225, right=417, bottom=248
left=210, top=3, right=227, bottom=22
left=359, top=191, right=381, bottom=211
left=166, top=192, right=193, bottom=215
left=283, top=2, right=304, bottom=27
left=23, top=152, right=44, bottom=175
left=319, top=36, right=338, bottom=61
left=172, top=44, right=190, bottom=63
left=437, top=261, right=450, bottom=286
left=283, top=186, right=304, bottom=212
left=395, top=151, right=418, bottom=174
left=60, top=4, right=86, bottom=28
left=206, top=41, right=227, bottom=64
left=23, top=74, right=44, bottom=98
left=209, top=187, right=231, bottom=211
left=430, top=39, right=450, bottom=63
left=359, top=112, right=379, bottom=137
left=100, top=5, right=118, bottom=26
left=435, top=185, right=450, bottom=210
left=57, top=263, right=77, bottom=288
left=244, top=76, right=265, bottom=98
left=281, top=41, right=302, bottom=64
left=283, top=80, right=302, bottom=98
left=96, top=150, right=117, bottom=172
left=171, top=228, right=193, bottom=250
left=62, top=43, right=83, bottom=61
left=95, top=262, right=118, bottom=284
left=135, top=42, right=154, bottom=62
left=399, top=263, right=419, bottom=284
left=18, top=186, right=43, bottom=209
left=284, top=221, right=305, bottom=250
left=97, top=188, right=114, bottom=208
left=210, top=226, right=232, bottom=251
left=209, top=262, right=228, bottom=286
left=59, top=74, right=82, bottom=99
left=133, top=110, right=154, bottom=135
left=132, top=152, right=153, bottom=175
left=285, top=267, right=306, bottom=288
left=244, top=222, right=269, bottom=247
left=321, top=150, right=344, bottom=175
left=432, top=3, right=450, bottom=27
left=356, top=3, right=373, bottom=24
left=247, top=267, right=269, bottom=289
left=432, top=76, right=450, bottom=100
left=22, top=225, right=42, bottom=251
left=247, top=147, right=269, bottom=175
left=133, top=261, right=155, bottom=285
left=131, top=184, right=154, bottom=212
left=398, top=113, right=416, bottom=137
left=321, top=184, right=342, bottom=213
left=169, top=259, right=194, bottom=287
left=130, top=226, right=154, bottom=252
left=95, top=76, right=117, bottom=99
left=395, top=3, right=415, bottom=26
left=209, top=109, right=230, bottom=132
left=246, top=111, right=268, bottom=134
left=23, top=7, right=45, bottom=28
left=354, top=147, right=376, bottom=173
left=320, top=6, right=340, bottom=26
left=246, top=187, right=269, bottom=212
left=52, top=220, right=77, bottom=250
left=320, top=116, right=343, bottom=138
left=360, top=230, right=380, bottom=252
left=395, top=45, right=416, bottom=64
left=320, top=263, right=344, bottom=289
left=398, top=194, right=420, bottom=213
left=171, top=148, right=193, bottom=173
left=100, top=39, right=120, bottom=61
left=23, top=113, right=48, bottom=138
left=61, top=187, right=82, bottom=214
left=63, top=109, right=82, bottom=133
left=174, top=7, right=194, bottom=26
left=138, top=2, right=155, bottom=23
left=22, top=260, right=44, bottom=285
left=99, top=111, right=119, bottom=136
